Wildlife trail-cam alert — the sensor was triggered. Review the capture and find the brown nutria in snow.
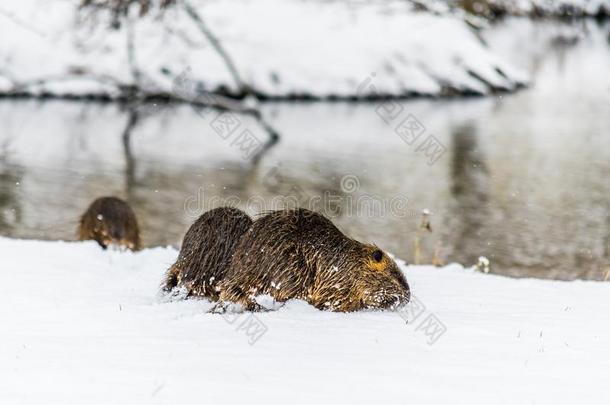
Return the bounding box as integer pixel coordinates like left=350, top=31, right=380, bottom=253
left=217, top=208, right=410, bottom=312
left=163, top=207, right=253, bottom=300
left=78, top=196, right=141, bottom=251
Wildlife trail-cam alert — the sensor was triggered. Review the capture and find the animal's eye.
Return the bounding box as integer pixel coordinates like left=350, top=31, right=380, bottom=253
left=372, top=249, right=383, bottom=263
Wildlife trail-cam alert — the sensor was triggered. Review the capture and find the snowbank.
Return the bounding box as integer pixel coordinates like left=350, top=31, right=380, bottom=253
left=486, top=0, right=610, bottom=17
left=424, top=0, right=610, bottom=18
left=0, top=0, right=526, bottom=99
left=2, top=237, right=609, bottom=404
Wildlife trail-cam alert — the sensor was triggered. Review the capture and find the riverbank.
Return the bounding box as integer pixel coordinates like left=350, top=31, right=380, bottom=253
left=0, top=0, right=526, bottom=100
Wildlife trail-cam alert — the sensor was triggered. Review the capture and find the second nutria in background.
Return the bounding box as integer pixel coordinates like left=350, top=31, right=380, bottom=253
left=78, top=196, right=141, bottom=251
left=163, top=207, right=253, bottom=300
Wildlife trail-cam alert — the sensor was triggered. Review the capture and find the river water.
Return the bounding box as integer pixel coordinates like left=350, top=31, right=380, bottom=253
left=0, top=18, right=609, bottom=280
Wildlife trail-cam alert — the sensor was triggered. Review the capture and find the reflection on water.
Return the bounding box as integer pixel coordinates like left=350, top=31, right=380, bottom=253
left=446, top=124, right=491, bottom=267
left=0, top=152, right=22, bottom=232
left=0, top=18, right=609, bottom=280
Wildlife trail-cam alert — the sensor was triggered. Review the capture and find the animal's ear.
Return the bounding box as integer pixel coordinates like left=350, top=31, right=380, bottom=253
left=367, top=247, right=387, bottom=271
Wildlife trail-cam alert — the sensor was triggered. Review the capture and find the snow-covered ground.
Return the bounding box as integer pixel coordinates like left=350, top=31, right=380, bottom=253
left=2, top=237, right=609, bottom=404
left=0, top=0, right=526, bottom=99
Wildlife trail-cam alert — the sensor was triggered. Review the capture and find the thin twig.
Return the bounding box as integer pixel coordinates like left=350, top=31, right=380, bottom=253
left=125, top=15, right=142, bottom=87
left=0, top=7, right=47, bottom=37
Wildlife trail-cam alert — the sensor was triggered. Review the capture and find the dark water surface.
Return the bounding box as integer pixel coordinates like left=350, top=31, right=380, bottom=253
left=1, top=19, right=609, bottom=280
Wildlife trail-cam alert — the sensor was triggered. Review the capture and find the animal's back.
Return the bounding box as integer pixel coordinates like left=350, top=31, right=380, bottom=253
left=219, top=209, right=350, bottom=308
left=218, top=208, right=410, bottom=312
left=163, top=207, right=253, bottom=300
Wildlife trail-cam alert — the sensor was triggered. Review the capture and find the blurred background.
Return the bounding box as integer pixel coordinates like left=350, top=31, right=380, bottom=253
left=0, top=0, right=609, bottom=280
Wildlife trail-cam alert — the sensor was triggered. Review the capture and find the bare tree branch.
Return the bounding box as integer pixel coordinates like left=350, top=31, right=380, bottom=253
left=182, top=0, right=247, bottom=95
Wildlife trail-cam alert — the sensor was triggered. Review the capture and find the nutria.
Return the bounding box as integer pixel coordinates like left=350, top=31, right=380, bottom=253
left=217, top=208, right=410, bottom=312
left=78, top=196, right=141, bottom=251
left=163, top=207, right=253, bottom=300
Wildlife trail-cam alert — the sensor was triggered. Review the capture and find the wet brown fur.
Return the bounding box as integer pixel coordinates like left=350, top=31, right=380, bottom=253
left=78, top=196, right=141, bottom=251
left=163, top=207, right=253, bottom=300
left=217, top=208, right=410, bottom=312
left=166, top=207, right=410, bottom=312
